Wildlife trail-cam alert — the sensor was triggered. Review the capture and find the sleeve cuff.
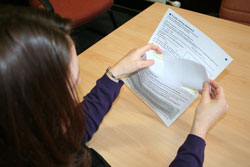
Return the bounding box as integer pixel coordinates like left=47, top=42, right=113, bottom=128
left=169, top=134, right=206, bottom=167
left=98, top=73, right=124, bottom=90
left=185, top=134, right=206, bottom=150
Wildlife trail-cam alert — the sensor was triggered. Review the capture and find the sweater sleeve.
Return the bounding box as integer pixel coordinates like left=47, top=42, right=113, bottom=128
left=169, top=134, right=206, bottom=167
left=80, top=74, right=124, bottom=143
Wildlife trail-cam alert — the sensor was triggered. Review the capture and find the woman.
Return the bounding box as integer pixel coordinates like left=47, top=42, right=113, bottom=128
left=0, top=6, right=228, bottom=167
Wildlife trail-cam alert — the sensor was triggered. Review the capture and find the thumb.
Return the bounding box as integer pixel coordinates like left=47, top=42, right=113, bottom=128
left=200, top=81, right=210, bottom=102
left=138, top=59, right=154, bottom=69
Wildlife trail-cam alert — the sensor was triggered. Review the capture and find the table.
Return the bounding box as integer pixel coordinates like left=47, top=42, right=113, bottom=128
left=77, top=3, right=250, bottom=167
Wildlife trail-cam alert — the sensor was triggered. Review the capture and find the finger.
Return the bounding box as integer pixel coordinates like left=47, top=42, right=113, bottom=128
left=210, top=92, right=216, bottom=99
left=210, top=86, right=216, bottom=98
left=137, top=44, right=154, bottom=54
left=200, top=81, right=211, bottom=102
left=150, top=44, right=162, bottom=54
left=209, top=79, right=220, bottom=89
left=209, top=80, right=217, bottom=99
left=137, top=59, right=154, bottom=69
left=137, top=44, right=162, bottom=56
left=198, top=89, right=202, bottom=94
left=211, top=86, right=216, bottom=94
left=209, top=80, right=225, bottom=98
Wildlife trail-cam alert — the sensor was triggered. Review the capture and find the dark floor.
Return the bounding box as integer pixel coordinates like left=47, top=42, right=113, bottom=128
left=71, top=5, right=139, bottom=54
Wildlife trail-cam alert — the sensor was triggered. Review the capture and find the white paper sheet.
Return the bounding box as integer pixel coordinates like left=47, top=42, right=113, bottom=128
left=148, top=8, right=233, bottom=79
left=146, top=50, right=208, bottom=90
left=124, top=8, right=233, bottom=126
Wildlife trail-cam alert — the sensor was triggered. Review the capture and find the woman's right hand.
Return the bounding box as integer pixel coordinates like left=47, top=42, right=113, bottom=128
left=190, top=80, right=229, bottom=139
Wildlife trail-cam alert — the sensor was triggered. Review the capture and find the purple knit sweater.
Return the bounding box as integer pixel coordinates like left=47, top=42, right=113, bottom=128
left=80, top=74, right=206, bottom=167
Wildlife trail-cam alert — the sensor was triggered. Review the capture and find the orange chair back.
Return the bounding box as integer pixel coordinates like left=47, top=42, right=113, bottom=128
left=29, top=0, right=114, bottom=27
left=220, top=0, right=250, bottom=25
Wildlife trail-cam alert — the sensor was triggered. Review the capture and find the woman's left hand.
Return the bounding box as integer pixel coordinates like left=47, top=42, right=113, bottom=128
left=109, top=44, right=162, bottom=79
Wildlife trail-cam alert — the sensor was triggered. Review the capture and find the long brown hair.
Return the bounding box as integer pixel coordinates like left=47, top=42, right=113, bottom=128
left=0, top=6, right=89, bottom=167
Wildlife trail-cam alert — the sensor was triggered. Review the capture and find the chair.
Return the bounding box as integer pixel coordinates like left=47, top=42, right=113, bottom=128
left=29, top=0, right=117, bottom=28
left=220, top=0, right=250, bottom=26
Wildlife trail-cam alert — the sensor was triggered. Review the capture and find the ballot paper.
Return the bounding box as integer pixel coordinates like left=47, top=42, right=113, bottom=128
left=124, top=8, right=233, bottom=127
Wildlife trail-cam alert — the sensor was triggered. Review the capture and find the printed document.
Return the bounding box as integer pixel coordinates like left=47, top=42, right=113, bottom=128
left=124, top=8, right=233, bottom=126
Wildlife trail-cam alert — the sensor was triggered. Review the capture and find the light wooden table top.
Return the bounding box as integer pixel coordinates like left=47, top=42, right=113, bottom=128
left=77, top=3, right=250, bottom=167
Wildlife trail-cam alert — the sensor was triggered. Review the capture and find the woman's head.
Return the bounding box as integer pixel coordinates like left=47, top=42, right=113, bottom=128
left=0, top=6, right=88, bottom=166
